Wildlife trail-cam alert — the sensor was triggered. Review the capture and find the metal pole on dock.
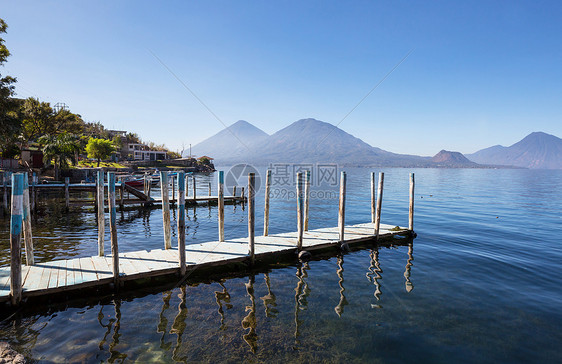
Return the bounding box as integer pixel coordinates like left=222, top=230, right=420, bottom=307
left=64, top=177, right=70, bottom=210
left=296, top=172, right=304, bottom=250
left=338, top=171, right=346, bottom=243
left=192, top=176, right=196, bottom=202
left=10, top=173, right=24, bottom=305
left=409, top=173, right=415, bottom=231
left=304, top=170, right=310, bottom=231
left=177, top=172, right=186, bottom=275
left=263, top=169, right=271, bottom=236
left=23, top=174, right=34, bottom=265
left=248, top=173, right=255, bottom=264
left=160, top=171, right=172, bottom=249
left=371, top=172, right=376, bottom=223
left=218, top=171, right=225, bottom=242
left=108, top=172, right=119, bottom=288
left=374, top=172, right=384, bottom=239
left=97, top=170, right=105, bottom=256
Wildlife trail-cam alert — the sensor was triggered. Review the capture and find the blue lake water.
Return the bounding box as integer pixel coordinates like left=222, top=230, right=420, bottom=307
left=1, top=167, right=561, bottom=363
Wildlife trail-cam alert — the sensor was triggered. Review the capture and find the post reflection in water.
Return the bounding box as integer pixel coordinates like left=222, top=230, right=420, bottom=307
left=170, top=286, right=188, bottom=362
left=260, top=273, right=278, bottom=318
left=241, top=274, right=257, bottom=353
left=214, top=281, right=233, bottom=330
left=334, top=256, right=348, bottom=317
left=97, top=299, right=127, bottom=362
left=404, top=243, right=414, bottom=292
left=366, top=248, right=383, bottom=308
left=157, top=291, right=173, bottom=350
left=142, top=208, right=151, bottom=237
left=294, top=262, right=311, bottom=349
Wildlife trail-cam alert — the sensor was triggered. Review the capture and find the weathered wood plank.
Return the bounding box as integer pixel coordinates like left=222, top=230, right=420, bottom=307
left=79, top=257, right=98, bottom=283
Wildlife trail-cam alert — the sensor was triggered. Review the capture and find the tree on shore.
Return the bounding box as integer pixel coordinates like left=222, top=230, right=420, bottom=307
left=0, top=18, right=20, bottom=156
left=85, top=138, right=115, bottom=167
left=39, top=133, right=81, bottom=181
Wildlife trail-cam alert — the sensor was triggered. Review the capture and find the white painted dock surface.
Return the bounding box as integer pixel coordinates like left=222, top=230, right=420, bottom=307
left=0, top=223, right=407, bottom=303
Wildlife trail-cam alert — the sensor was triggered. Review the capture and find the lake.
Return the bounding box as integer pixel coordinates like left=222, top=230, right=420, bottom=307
left=1, top=167, right=561, bottom=363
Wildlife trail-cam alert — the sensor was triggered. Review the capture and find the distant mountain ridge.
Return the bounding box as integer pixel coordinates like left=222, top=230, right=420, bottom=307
left=188, top=119, right=561, bottom=169
left=466, top=132, right=562, bottom=169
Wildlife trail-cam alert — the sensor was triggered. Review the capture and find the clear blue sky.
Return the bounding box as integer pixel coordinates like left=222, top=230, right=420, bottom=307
left=2, top=0, right=561, bottom=156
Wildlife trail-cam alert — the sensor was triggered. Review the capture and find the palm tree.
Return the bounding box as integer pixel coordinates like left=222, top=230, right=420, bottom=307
left=38, top=133, right=81, bottom=181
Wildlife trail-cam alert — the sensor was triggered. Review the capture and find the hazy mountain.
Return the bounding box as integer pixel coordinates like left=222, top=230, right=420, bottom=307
left=187, top=120, right=269, bottom=159
left=431, top=150, right=479, bottom=167
left=466, top=132, right=562, bottom=169
left=214, top=118, right=430, bottom=166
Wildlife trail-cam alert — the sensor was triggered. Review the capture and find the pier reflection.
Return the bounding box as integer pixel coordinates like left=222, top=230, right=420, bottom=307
left=334, top=256, right=348, bottom=316
left=214, top=281, right=232, bottom=330
left=404, top=243, right=414, bottom=292
left=170, top=286, right=188, bottom=362
left=97, top=299, right=127, bottom=362
left=157, top=291, right=173, bottom=350
left=260, top=273, right=278, bottom=318
left=294, top=262, right=310, bottom=349
left=241, top=274, right=257, bottom=353
left=366, top=248, right=383, bottom=308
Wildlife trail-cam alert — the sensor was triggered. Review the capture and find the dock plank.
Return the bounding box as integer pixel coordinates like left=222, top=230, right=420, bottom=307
left=23, top=265, right=45, bottom=291
left=79, top=257, right=98, bottom=283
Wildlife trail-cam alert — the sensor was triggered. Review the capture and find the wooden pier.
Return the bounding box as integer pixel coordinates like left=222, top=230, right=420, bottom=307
left=1, top=170, right=416, bottom=307
left=0, top=223, right=409, bottom=304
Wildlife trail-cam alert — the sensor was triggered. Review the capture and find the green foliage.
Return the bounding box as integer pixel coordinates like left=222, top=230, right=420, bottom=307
left=38, top=133, right=81, bottom=180
left=20, top=97, right=84, bottom=144
left=198, top=156, right=211, bottom=165
left=85, top=138, right=115, bottom=167
left=0, top=18, right=20, bottom=156
left=112, top=135, right=123, bottom=149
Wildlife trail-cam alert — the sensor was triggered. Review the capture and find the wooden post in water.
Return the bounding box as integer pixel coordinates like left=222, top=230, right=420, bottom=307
left=241, top=187, right=245, bottom=202
left=338, top=171, right=346, bottom=243
left=208, top=182, right=211, bottom=196
left=119, top=183, right=124, bottom=210
left=233, top=186, right=237, bottom=197
left=10, top=173, right=24, bottom=305
left=218, top=171, right=225, bottom=242
left=97, top=170, right=105, bottom=256
left=263, top=169, right=271, bottom=236
left=64, top=177, right=70, bottom=210
left=248, top=173, right=255, bottom=264
left=31, top=172, right=36, bottom=212
left=192, top=176, right=196, bottom=202
left=374, top=172, right=384, bottom=239
left=108, top=172, right=119, bottom=288
left=2, top=172, right=8, bottom=214
left=185, top=175, right=189, bottom=200
left=409, top=173, right=415, bottom=231
left=371, top=172, right=376, bottom=223
left=160, top=171, right=172, bottom=249
left=296, top=172, right=304, bottom=250
left=146, top=175, right=152, bottom=201
left=143, top=173, right=148, bottom=195
left=304, top=170, right=310, bottom=231
left=22, top=174, right=34, bottom=265
left=171, top=175, right=175, bottom=206
left=177, top=172, right=186, bottom=275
